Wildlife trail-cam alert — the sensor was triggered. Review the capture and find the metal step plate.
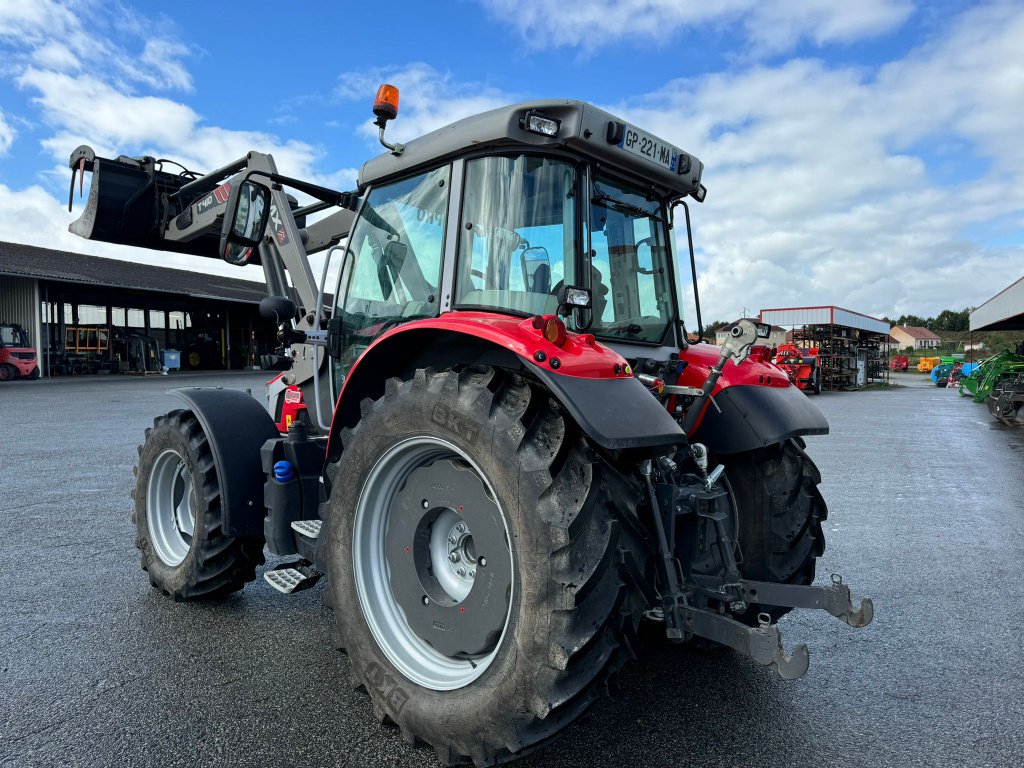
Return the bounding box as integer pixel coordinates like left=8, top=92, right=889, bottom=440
left=264, top=567, right=313, bottom=594
left=290, top=519, right=322, bottom=539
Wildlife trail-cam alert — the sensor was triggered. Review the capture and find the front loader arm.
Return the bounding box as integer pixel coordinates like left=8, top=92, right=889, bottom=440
left=67, top=145, right=355, bottom=316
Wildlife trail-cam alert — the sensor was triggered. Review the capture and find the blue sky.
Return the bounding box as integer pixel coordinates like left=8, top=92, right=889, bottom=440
left=1, top=0, right=1022, bottom=323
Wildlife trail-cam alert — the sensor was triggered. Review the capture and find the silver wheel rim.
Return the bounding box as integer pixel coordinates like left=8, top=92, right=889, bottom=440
left=352, top=436, right=514, bottom=691
left=147, top=448, right=196, bottom=566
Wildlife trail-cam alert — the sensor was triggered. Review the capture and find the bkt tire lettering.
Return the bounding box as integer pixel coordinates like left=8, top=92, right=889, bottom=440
left=431, top=403, right=481, bottom=444
left=364, top=661, right=410, bottom=717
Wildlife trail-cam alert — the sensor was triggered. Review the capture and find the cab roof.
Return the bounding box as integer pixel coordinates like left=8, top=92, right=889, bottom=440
left=358, top=99, right=704, bottom=200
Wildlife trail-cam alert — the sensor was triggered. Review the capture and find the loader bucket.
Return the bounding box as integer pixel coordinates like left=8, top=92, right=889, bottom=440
left=67, top=145, right=222, bottom=259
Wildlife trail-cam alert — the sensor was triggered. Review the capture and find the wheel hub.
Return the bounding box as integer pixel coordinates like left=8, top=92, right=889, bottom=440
left=352, top=436, right=514, bottom=690
left=386, top=458, right=512, bottom=658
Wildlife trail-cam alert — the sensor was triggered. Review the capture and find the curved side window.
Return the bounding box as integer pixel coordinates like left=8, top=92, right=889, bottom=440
left=333, top=166, right=450, bottom=386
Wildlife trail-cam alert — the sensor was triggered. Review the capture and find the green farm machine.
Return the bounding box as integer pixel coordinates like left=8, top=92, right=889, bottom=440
left=960, top=350, right=1024, bottom=426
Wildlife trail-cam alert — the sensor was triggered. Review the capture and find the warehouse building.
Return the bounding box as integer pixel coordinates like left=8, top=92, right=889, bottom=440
left=0, top=241, right=275, bottom=377
left=971, top=274, right=1024, bottom=334
left=759, top=305, right=891, bottom=390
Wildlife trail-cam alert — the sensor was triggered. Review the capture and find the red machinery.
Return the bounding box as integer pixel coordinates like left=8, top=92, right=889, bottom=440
left=0, top=323, right=40, bottom=381
left=773, top=343, right=821, bottom=394
left=890, top=355, right=909, bottom=372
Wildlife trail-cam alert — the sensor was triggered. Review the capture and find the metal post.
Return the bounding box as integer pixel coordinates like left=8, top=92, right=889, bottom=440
left=225, top=304, right=231, bottom=371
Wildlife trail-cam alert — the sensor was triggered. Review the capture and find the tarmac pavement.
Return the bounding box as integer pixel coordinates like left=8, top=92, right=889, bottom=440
left=1, top=371, right=1021, bottom=767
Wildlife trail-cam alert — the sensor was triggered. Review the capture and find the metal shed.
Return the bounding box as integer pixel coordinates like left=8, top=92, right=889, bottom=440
left=760, top=305, right=892, bottom=391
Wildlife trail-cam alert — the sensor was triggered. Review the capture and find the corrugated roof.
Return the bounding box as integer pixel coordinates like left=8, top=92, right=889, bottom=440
left=892, top=325, right=941, bottom=340
left=0, top=241, right=266, bottom=305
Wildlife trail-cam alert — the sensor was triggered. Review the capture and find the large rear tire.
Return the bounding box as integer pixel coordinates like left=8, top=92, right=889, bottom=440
left=325, top=366, right=637, bottom=765
left=719, top=437, right=827, bottom=621
left=132, top=409, right=264, bottom=600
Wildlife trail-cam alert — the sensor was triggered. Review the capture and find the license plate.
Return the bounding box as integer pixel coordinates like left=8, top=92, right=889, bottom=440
left=618, top=125, right=677, bottom=172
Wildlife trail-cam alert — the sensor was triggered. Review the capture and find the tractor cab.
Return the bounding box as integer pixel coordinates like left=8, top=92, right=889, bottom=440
left=328, top=93, right=705, bottom=394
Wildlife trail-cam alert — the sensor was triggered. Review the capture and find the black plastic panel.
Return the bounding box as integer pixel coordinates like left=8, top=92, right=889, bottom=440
left=691, top=384, right=829, bottom=454
left=170, top=387, right=281, bottom=537
left=531, top=369, right=686, bottom=451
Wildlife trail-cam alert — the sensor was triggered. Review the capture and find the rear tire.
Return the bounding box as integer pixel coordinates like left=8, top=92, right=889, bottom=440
left=325, top=366, right=637, bottom=765
left=719, top=438, right=827, bottom=622
left=132, top=409, right=264, bottom=600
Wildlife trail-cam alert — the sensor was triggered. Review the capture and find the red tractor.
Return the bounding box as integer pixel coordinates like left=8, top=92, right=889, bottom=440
left=0, top=322, right=40, bottom=381
left=774, top=342, right=822, bottom=394
left=67, top=87, right=871, bottom=764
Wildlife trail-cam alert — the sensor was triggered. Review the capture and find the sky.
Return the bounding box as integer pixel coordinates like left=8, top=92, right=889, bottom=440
left=0, top=0, right=1022, bottom=325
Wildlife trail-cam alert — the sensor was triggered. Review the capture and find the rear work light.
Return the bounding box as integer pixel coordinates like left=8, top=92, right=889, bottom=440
left=524, top=111, right=560, bottom=138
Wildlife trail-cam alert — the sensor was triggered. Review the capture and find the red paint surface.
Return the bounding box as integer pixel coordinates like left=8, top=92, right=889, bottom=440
left=675, top=342, right=795, bottom=432
left=350, top=312, right=632, bottom=382
left=0, top=346, right=38, bottom=378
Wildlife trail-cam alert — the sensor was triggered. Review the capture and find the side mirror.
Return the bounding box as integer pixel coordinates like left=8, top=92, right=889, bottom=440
left=221, top=180, right=270, bottom=265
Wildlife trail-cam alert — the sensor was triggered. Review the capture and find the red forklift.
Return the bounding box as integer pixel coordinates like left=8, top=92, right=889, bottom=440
left=0, top=322, right=40, bottom=381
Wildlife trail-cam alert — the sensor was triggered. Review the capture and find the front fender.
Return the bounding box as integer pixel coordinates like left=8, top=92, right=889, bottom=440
left=689, top=383, right=829, bottom=454
left=170, top=387, right=279, bottom=537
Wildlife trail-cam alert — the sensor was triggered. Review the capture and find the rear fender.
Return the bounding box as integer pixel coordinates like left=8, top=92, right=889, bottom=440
left=170, top=387, right=280, bottom=537
left=328, top=317, right=686, bottom=461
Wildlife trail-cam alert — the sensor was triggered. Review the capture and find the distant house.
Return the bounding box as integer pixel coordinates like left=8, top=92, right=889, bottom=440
left=961, top=340, right=985, bottom=352
left=891, top=325, right=941, bottom=350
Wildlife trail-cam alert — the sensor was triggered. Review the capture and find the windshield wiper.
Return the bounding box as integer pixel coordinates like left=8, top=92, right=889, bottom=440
left=591, top=191, right=664, bottom=222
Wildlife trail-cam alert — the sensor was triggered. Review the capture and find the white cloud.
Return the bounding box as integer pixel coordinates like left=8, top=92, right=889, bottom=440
left=478, top=0, right=913, bottom=54
left=0, top=0, right=192, bottom=90
left=0, top=109, right=14, bottom=153
left=335, top=63, right=514, bottom=145
left=609, top=3, right=1024, bottom=321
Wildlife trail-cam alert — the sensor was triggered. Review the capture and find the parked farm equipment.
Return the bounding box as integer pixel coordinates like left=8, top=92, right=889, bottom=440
left=890, top=355, right=908, bottom=372
left=773, top=342, right=821, bottom=394
left=66, top=88, right=872, bottom=763
left=0, top=322, right=39, bottom=381
left=917, top=356, right=941, bottom=373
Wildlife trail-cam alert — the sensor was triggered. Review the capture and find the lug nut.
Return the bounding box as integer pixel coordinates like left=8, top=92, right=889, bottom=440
left=449, top=552, right=460, bottom=563
left=457, top=567, right=466, bottom=577
left=455, top=523, right=465, bottom=533
left=469, top=570, right=476, bottom=578
left=449, top=535, right=458, bottom=545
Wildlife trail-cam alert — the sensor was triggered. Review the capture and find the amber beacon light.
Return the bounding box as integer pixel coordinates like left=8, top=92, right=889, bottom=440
left=373, top=84, right=400, bottom=125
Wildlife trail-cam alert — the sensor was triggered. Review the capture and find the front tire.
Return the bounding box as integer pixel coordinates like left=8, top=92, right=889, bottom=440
left=0, top=364, right=15, bottom=381
left=325, top=366, right=635, bottom=765
left=132, top=409, right=264, bottom=600
left=720, top=438, right=827, bottom=621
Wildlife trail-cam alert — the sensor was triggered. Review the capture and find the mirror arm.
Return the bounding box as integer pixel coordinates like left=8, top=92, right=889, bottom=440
left=243, top=170, right=359, bottom=211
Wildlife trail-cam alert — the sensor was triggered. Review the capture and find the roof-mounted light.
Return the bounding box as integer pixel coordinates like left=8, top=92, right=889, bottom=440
left=524, top=111, right=560, bottom=138
left=557, top=284, right=591, bottom=314
left=373, top=84, right=400, bottom=125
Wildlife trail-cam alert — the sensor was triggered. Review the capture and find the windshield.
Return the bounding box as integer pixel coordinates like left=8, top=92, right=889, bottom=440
left=587, top=173, right=675, bottom=344
left=456, top=155, right=576, bottom=316
left=0, top=325, right=28, bottom=348
left=333, top=166, right=449, bottom=385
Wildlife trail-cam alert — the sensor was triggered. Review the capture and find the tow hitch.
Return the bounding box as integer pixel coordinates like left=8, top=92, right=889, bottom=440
left=643, top=441, right=873, bottom=680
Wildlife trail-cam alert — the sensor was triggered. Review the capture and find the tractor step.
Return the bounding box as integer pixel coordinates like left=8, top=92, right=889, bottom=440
left=290, top=519, right=322, bottom=539
left=264, top=560, right=322, bottom=594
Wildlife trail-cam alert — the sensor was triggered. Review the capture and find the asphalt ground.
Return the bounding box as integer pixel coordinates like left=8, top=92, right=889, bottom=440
left=1, top=370, right=1022, bottom=767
